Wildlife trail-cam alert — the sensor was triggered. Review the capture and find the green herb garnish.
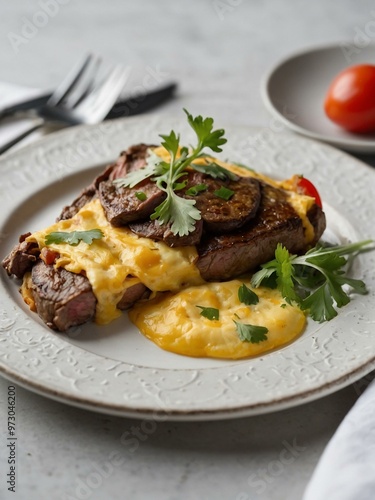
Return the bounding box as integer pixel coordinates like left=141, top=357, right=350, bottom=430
left=251, top=240, right=373, bottom=322
left=45, top=229, right=104, bottom=246
left=238, top=284, right=259, bottom=305
left=197, top=306, right=219, bottom=320
left=191, top=161, right=237, bottom=181
left=112, top=109, right=227, bottom=236
left=185, top=184, right=208, bottom=196
left=234, top=321, right=268, bottom=343
left=135, top=191, right=147, bottom=201
left=214, top=186, right=235, bottom=201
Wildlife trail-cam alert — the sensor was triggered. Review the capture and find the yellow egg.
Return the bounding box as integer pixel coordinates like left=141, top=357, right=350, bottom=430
left=129, top=280, right=306, bottom=359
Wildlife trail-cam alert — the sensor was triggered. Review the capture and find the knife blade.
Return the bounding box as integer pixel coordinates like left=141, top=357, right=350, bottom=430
left=0, top=82, right=177, bottom=120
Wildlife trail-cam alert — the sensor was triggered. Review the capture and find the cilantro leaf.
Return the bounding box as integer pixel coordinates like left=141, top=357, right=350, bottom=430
left=191, top=161, right=238, bottom=181
left=250, top=267, right=276, bottom=288
left=273, top=244, right=299, bottom=304
left=45, top=229, right=104, bottom=246
left=300, top=284, right=338, bottom=322
left=234, top=321, right=268, bottom=343
left=197, top=306, right=219, bottom=320
left=114, top=110, right=228, bottom=236
left=113, top=149, right=168, bottom=189
left=184, top=109, right=227, bottom=152
left=150, top=190, right=201, bottom=236
left=113, top=162, right=156, bottom=189
left=251, top=240, right=374, bottom=322
left=160, top=130, right=180, bottom=158
left=238, top=284, right=259, bottom=305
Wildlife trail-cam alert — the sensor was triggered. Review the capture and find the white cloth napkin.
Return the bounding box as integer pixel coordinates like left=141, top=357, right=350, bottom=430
left=304, top=376, right=375, bottom=500
left=0, top=81, right=46, bottom=152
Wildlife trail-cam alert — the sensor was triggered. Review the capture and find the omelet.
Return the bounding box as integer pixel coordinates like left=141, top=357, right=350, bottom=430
left=129, top=280, right=306, bottom=359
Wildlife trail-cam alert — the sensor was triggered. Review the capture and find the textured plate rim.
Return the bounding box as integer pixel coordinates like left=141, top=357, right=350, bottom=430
left=0, top=114, right=374, bottom=421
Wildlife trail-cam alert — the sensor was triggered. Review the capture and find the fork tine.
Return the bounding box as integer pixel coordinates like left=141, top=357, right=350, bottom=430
left=63, top=56, right=102, bottom=109
left=47, top=53, right=93, bottom=106
left=75, top=65, right=130, bottom=123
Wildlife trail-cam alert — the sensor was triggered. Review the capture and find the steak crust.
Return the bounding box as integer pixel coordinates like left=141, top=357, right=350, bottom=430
left=2, top=233, right=40, bottom=279
left=196, top=182, right=326, bottom=281
left=186, top=172, right=261, bottom=233
left=99, top=179, right=166, bottom=226
left=30, top=261, right=150, bottom=331
left=129, top=218, right=204, bottom=247
left=31, top=260, right=97, bottom=331
left=58, top=144, right=152, bottom=221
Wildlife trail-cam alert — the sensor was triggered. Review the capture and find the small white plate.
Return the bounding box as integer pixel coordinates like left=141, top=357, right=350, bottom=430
left=261, top=43, right=375, bottom=153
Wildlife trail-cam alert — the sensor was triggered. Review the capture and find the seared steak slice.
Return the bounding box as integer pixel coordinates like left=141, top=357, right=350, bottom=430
left=31, top=260, right=97, bottom=331
left=29, top=260, right=151, bottom=330
left=196, top=182, right=326, bottom=281
left=58, top=144, right=153, bottom=221
left=109, top=143, right=151, bottom=179
left=305, top=202, right=327, bottom=241
left=117, top=282, right=150, bottom=310
left=185, top=172, right=261, bottom=233
left=2, top=233, right=40, bottom=279
left=129, top=218, right=204, bottom=247
left=59, top=163, right=114, bottom=221
left=99, top=179, right=166, bottom=226
left=128, top=172, right=260, bottom=245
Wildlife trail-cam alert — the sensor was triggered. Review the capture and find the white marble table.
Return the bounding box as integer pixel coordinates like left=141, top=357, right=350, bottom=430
left=0, top=1, right=374, bottom=498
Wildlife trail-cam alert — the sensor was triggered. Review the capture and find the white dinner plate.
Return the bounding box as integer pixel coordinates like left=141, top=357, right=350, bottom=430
left=0, top=115, right=374, bottom=420
left=261, top=43, right=375, bottom=153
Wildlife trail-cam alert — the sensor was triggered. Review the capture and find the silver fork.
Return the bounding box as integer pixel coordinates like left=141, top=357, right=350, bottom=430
left=0, top=54, right=130, bottom=155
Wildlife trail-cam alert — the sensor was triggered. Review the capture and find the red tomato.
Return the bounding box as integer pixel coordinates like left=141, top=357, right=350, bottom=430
left=324, top=64, right=375, bottom=133
left=296, top=176, right=322, bottom=208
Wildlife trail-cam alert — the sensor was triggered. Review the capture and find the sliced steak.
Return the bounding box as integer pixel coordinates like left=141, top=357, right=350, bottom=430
left=59, top=163, right=114, bottom=221
left=29, top=260, right=151, bottom=329
left=196, top=182, right=326, bottom=281
left=128, top=172, right=260, bottom=246
left=31, top=260, right=97, bottom=331
left=58, top=144, right=153, bottom=221
left=2, top=233, right=40, bottom=279
left=184, top=172, right=261, bottom=233
left=109, top=143, right=152, bottom=179
left=117, top=282, right=150, bottom=310
left=129, top=218, right=204, bottom=247
left=99, top=179, right=166, bottom=226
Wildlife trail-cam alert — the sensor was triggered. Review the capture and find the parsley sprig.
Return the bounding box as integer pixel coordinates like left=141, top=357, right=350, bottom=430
left=234, top=321, right=269, bottom=343
left=196, top=306, right=219, bottom=320
left=113, top=109, right=227, bottom=236
left=251, top=240, right=373, bottom=322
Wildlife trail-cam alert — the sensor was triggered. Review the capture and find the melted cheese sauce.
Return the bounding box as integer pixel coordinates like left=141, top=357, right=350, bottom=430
left=27, top=199, right=203, bottom=324
left=129, top=280, right=306, bottom=359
